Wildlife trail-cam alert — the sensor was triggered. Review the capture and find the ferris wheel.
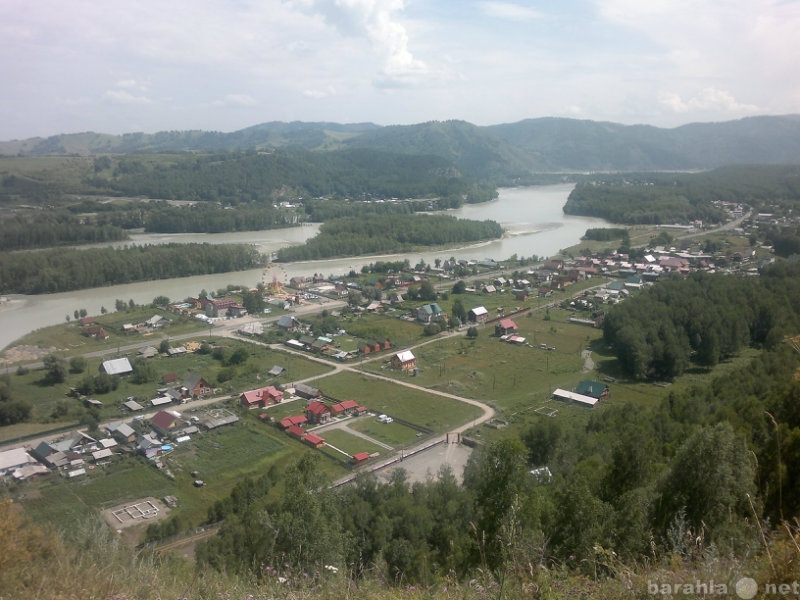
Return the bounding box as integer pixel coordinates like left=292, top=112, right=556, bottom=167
left=262, top=264, right=288, bottom=295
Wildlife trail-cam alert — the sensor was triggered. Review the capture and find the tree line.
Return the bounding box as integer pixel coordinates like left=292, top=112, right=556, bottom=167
left=0, top=212, right=129, bottom=251
left=275, top=214, right=503, bottom=262
left=0, top=243, right=264, bottom=294
left=564, top=166, right=800, bottom=225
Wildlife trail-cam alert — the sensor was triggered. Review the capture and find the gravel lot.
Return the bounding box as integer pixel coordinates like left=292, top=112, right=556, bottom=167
left=376, top=441, right=473, bottom=484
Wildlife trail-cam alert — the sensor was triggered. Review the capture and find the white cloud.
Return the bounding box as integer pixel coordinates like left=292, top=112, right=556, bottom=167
left=103, top=89, right=152, bottom=105
left=296, top=0, right=428, bottom=85
left=479, top=2, right=543, bottom=21
left=302, top=86, right=338, bottom=99
left=213, top=94, right=258, bottom=107
left=660, top=87, right=759, bottom=115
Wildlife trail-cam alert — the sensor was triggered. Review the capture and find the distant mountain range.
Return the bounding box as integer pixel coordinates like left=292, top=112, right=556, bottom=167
left=3, top=115, right=800, bottom=175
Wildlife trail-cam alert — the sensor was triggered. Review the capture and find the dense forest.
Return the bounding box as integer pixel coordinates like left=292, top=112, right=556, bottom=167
left=602, top=264, right=800, bottom=380
left=275, top=214, right=504, bottom=262
left=563, top=165, right=800, bottom=224
left=101, top=149, right=472, bottom=204
left=0, top=243, right=263, bottom=294
left=0, top=211, right=129, bottom=251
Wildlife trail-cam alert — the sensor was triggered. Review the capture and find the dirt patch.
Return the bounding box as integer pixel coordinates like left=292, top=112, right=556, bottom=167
left=102, top=496, right=170, bottom=544
left=377, top=442, right=473, bottom=485
left=1, top=344, right=60, bottom=365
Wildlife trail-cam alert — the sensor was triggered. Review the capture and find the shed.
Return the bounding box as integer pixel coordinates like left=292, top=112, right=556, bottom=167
left=100, top=357, right=133, bottom=376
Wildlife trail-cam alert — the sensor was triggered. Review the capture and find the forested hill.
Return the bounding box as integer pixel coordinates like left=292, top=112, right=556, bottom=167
left=3, top=115, right=800, bottom=175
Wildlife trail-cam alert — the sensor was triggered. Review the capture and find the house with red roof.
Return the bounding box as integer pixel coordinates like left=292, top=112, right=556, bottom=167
left=149, top=410, right=184, bottom=437
left=352, top=452, right=370, bottom=464
left=286, top=425, right=306, bottom=440
left=279, top=415, right=308, bottom=430
left=495, top=318, right=519, bottom=336
left=303, top=433, right=326, bottom=449
left=330, top=399, right=363, bottom=417
left=306, top=400, right=331, bottom=424
left=240, top=386, right=284, bottom=409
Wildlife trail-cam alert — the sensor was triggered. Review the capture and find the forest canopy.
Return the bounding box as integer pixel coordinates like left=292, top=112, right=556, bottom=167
left=275, top=214, right=504, bottom=261
left=0, top=243, right=264, bottom=294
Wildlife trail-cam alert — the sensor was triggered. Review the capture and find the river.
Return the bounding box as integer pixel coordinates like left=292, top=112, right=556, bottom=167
left=0, top=184, right=608, bottom=350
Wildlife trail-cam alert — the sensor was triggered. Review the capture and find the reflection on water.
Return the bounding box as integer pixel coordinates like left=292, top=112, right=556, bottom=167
left=0, top=184, right=608, bottom=350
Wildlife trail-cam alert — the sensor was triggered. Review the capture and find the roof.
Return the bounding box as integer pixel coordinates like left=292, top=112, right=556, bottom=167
left=470, top=306, right=489, bottom=316
left=150, top=410, right=180, bottom=431
left=307, top=400, right=329, bottom=415
left=91, top=448, right=114, bottom=461
left=151, top=396, right=173, bottom=406
left=575, top=381, right=608, bottom=399
left=110, top=422, right=136, bottom=438
left=353, top=452, right=370, bottom=461
left=124, top=399, right=144, bottom=411
left=304, top=433, right=325, bottom=446
left=553, top=388, right=598, bottom=407
left=0, top=447, right=34, bottom=472
left=101, top=357, right=132, bottom=375
left=286, top=425, right=305, bottom=438
left=268, top=365, right=285, bottom=376
left=183, top=372, right=207, bottom=390
left=331, top=399, right=359, bottom=413
left=294, top=382, right=320, bottom=397
left=280, top=415, right=308, bottom=428
left=498, top=318, right=518, bottom=330
left=394, top=350, right=415, bottom=363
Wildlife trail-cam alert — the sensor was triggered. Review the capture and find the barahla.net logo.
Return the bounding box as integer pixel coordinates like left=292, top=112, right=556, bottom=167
left=648, top=576, right=800, bottom=598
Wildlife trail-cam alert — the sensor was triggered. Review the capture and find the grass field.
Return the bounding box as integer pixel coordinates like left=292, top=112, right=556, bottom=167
left=318, top=428, right=387, bottom=456
left=311, top=371, right=484, bottom=432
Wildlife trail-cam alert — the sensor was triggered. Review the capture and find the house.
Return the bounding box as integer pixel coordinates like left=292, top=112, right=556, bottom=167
left=149, top=410, right=184, bottom=437
left=482, top=284, right=497, bottom=294
left=310, top=336, right=333, bottom=353
left=183, top=373, right=212, bottom=397
left=0, top=447, right=38, bottom=478
left=352, top=452, right=370, bottom=464
left=100, top=357, right=133, bottom=376
left=276, top=315, right=300, bottom=331
left=391, top=350, right=416, bottom=372
left=107, top=422, right=137, bottom=444
left=416, top=303, right=445, bottom=323
left=240, top=386, right=284, bottom=409
left=303, top=432, right=326, bottom=449
left=146, top=314, right=171, bottom=328
left=30, top=441, right=70, bottom=469
left=574, top=380, right=610, bottom=402
left=330, top=399, right=361, bottom=417
left=286, top=425, right=306, bottom=440
left=468, top=306, right=489, bottom=323
left=494, top=319, right=519, bottom=336
left=204, top=298, right=238, bottom=318
left=279, top=415, right=308, bottom=430
left=294, top=383, right=321, bottom=400
left=306, top=400, right=331, bottom=424
left=83, top=325, right=110, bottom=340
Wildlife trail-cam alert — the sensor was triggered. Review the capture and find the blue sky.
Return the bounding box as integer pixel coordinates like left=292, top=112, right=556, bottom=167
left=1, top=0, right=798, bottom=139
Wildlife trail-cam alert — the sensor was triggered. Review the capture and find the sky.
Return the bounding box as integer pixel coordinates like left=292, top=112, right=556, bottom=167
left=1, top=0, right=798, bottom=140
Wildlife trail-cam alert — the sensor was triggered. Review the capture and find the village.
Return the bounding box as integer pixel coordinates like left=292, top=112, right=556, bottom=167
left=0, top=218, right=771, bottom=547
